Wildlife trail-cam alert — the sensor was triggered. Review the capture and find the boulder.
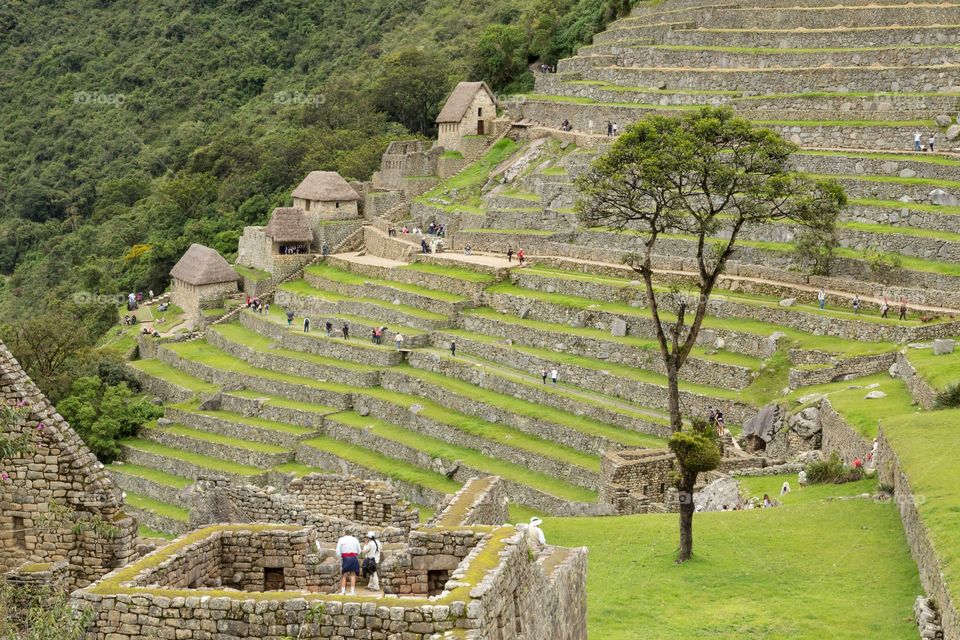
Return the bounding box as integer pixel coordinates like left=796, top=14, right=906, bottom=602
left=610, top=318, right=628, bottom=337
left=779, top=297, right=796, bottom=307
left=864, top=390, right=888, bottom=399
left=899, top=169, right=916, bottom=179
left=934, top=339, right=955, bottom=355
left=930, top=189, right=960, bottom=207
left=947, top=124, right=960, bottom=141
left=936, top=114, right=953, bottom=127
left=693, top=476, right=742, bottom=512
left=888, top=362, right=899, bottom=378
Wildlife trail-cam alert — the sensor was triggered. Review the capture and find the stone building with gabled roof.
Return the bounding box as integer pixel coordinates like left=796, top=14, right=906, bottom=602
left=264, top=207, right=314, bottom=254
left=169, top=243, right=239, bottom=318
left=437, top=81, right=497, bottom=151
left=291, top=170, right=360, bottom=218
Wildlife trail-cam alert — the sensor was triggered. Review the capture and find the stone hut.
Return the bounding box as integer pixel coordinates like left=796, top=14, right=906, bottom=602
left=436, top=81, right=497, bottom=151
left=264, top=207, right=314, bottom=255
left=169, top=243, right=239, bottom=318
left=0, top=339, right=137, bottom=589
left=291, top=170, right=360, bottom=219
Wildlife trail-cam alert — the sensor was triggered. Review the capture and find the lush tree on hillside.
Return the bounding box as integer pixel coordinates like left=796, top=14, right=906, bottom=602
left=471, top=24, right=529, bottom=91
left=374, top=48, right=452, bottom=136
left=578, top=106, right=845, bottom=561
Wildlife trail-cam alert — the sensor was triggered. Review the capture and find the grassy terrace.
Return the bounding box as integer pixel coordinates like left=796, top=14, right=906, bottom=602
left=904, top=345, right=960, bottom=391
left=799, top=149, right=960, bottom=168
left=109, top=463, right=192, bottom=489
left=120, top=437, right=264, bottom=476
left=883, top=409, right=960, bottom=616
left=327, top=411, right=597, bottom=502
left=174, top=404, right=316, bottom=436
left=128, top=359, right=220, bottom=393
left=232, top=264, right=271, bottom=282
left=124, top=493, right=189, bottom=523
left=301, top=435, right=461, bottom=495
left=785, top=373, right=918, bottom=439
left=217, top=318, right=389, bottom=363
left=227, top=389, right=339, bottom=415
left=306, top=263, right=468, bottom=303
left=849, top=198, right=960, bottom=216
left=839, top=220, right=960, bottom=242
left=548, top=476, right=919, bottom=639
left=400, top=262, right=495, bottom=283
left=460, top=227, right=556, bottom=236
left=152, top=422, right=291, bottom=454
left=278, top=280, right=449, bottom=321
left=417, top=138, right=522, bottom=209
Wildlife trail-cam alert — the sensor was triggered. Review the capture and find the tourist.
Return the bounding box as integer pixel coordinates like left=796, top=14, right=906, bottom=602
left=852, top=457, right=863, bottom=470
left=395, top=333, right=405, bottom=350
left=899, top=296, right=908, bottom=321
left=246, top=296, right=252, bottom=308
left=325, top=321, right=333, bottom=337
left=322, top=242, right=329, bottom=257
left=421, top=238, right=429, bottom=254
left=929, top=133, right=936, bottom=153
left=438, top=224, right=445, bottom=238
left=362, top=531, right=381, bottom=592
left=550, top=368, right=558, bottom=385
left=780, top=481, right=791, bottom=496
left=880, top=295, right=890, bottom=319
left=541, top=368, right=548, bottom=384
left=450, top=340, right=456, bottom=357
left=372, top=327, right=380, bottom=344
left=852, top=294, right=861, bottom=315
left=264, top=302, right=270, bottom=315
left=286, top=309, right=294, bottom=326
left=464, top=245, right=472, bottom=256
left=507, top=247, right=514, bottom=263
left=715, top=409, right=725, bottom=436
left=388, top=227, right=396, bottom=237
left=342, top=324, right=350, bottom=340
left=817, top=288, right=826, bottom=310
left=303, top=317, right=310, bottom=332
left=527, top=516, right=546, bottom=552
left=612, top=122, right=619, bottom=136
left=334, top=530, right=361, bottom=596
left=606, top=121, right=613, bottom=137
left=401, top=226, right=409, bottom=234
left=798, top=468, right=807, bottom=489
left=428, top=222, right=436, bottom=235
left=762, top=493, right=774, bottom=508
left=517, top=248, right=525, bottom=266
left=914, top=131, right=922, bottom=152
left=148, top=289, right=154, bottom=299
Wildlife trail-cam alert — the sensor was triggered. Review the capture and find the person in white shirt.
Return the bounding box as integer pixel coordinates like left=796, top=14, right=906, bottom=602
left=798, top=469, right=807, bottom=489
left=394, top=333, right=405, bottom=350
left=362, top=531, right=382, bottom=591
left=550, top=368, right=558, bottom=385
left=527, top=516, right=546, bottom=552
left=334, top=532, right=361, bottom=595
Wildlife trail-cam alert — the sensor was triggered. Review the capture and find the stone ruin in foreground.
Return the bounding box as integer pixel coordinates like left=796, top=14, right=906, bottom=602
left=74, top=476, right=588, bottom=640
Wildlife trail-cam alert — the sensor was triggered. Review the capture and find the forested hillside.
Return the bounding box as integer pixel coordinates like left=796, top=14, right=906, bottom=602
left=0, top=0, right=632, bottom=398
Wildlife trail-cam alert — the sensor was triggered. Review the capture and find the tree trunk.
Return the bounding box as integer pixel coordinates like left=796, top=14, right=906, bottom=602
left=677, top=467, right=698, bottom=562
left=666, top=364, right=682, bottom=432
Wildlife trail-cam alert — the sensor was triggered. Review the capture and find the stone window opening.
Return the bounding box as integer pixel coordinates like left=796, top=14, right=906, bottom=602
left=263, top=567, right=285, bottom=591
left=642, top=485, right=650, bottom=496
left=514, top=592, right=523, bottom=633
left=478, top=107, right=482, bottom=117
left=353, top=500, right=364, bottom=521
left=335, top=201, right=340, bottom=208
left=12, top=516, right=26, bottom=550
left=660, top=483, right=666, bottom=495
left=427, top=569, right=450, bottom=596
left=383, top=503, right=391, bottom=521
left=305, top=200, right=311, bottom=212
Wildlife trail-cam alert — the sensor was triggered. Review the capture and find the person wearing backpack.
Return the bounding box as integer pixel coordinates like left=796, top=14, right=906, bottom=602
left=362, top=531, right=382, bottom=591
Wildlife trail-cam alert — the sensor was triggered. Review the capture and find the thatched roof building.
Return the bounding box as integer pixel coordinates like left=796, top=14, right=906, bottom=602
left=292, top=171, right=360, bottom=202
left=169, top=244, right=239, bottom=286
left=264, top=207, right=314, bottom=243
left=436, top=81, right=495, bottom=124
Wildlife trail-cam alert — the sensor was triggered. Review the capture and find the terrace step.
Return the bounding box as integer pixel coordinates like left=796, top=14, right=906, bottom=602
left=126, top=359, right=220, bottom=404
left=123, top=492, right=190, bottom=536
left=164, top=404, right=318, bottom=449
left=139, top=422, right=294, bottom=469
left=109, top=463, right=191, bottom=505
left=274, top=280, right=452, bottom=331
left=220, top=390, right=340, bottom=431
left=320, top=412, right=599, bottom=514
left=843, top=199, right=960, bottom=234
left=119, top=437, right=265, bottom=480
left=326, top=252, right=494, bottom=300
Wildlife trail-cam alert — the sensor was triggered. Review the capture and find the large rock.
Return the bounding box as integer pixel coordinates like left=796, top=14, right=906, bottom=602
left=936, top=114, right=953, bottom=127
left=933, top=338, right=956, bottom=355
left=779, top=297, right=796, bottom=307
left=610, top=318, right=628, bottom=337
left=946, top=124, right=960, bottom=141
left=864, top=390, right=888, bottom=399
left=694, top=476, right=741, bottom=512
left=930, top=189, right=960, bottom=207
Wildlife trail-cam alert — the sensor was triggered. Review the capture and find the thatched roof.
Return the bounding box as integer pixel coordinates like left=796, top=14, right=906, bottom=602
left=292, top=171, right=360, bottom=202
left=436, top=81, right=495, bottom=124
left=265, top=207, right=314, bottom=243
left=170, top=244, right=239, bottom=286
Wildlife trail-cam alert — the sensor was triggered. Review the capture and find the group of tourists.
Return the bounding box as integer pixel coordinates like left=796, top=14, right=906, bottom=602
left=539, top=368, right=559, bottom=384
left=606, top=121, right=620, bottom=137
left=279, top=245, right=308, bottom=255
left=913, top=131, right=937, bottom=153
left=707, top=407, right=726, bottom=437
left=559, top=119, right=573, bottom=132
left=332, top=531, right=382, bottom=596
left=817, top=288, right=911, bottom=320
left=506, top=247, right=526, bottom=265
left=537, top=63, right=557, bottom=73
left=245, top=297, right=270, bottom=315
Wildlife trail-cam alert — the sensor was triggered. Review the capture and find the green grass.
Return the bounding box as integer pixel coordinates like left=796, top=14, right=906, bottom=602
left=301, top=435, right=461, bottom=494
left=840, top=220, right=960, bottom=243
left=121, top=436, right=264, bottom=476
left=813, top=173, right=960, bottom=190
left=327, top=411, right=597, bottom=502
left=650, top=43, right=960, bottom=55
left=883, top=409, right=960, bottom=614
left=401, top=261, right=494, bottom=283
left=272, top=461, right=327, bottom=476
left=564, top=79, right=743, bottom=96
left=227, top=390, right=340, bottom=415
left=155, top=422, right=292, bottom=455
left=460, top=227, right=556, bottom=236
left=124, top=492, right=189, bottom=522
left=278, top=279, right=450, bottom=321
left=418, top=138, right=522, bottom=208
left=785, top=373, right=918, bottom=439
left=173, top=402, right=316, bottom=435
left=440, top=150, right=463, bottom=159
left=905, top=346, right=960, bottom=391
left=109, top=463, right=192, bottom=489
left=213, top=321, right=384, bottom=368
left=137, top=525, right=175, bottom=540
left=128, top=359, right=220, bottom=393
left=801, top=149, right=960, bottom=168
left=541, top=166, right=568, bottom=176
left=232, top=264, right=271, bottom=282
left=546, top=480, right=920, bottom=639
left=848, top=197, right=960, bottom=215
left=306, top=263, right=468, bottom=303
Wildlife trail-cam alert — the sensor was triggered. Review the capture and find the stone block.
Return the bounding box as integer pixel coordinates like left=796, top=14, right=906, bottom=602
left=933, top=339, right=955, bottom=355
left=610, top=319, right=627, bottom=337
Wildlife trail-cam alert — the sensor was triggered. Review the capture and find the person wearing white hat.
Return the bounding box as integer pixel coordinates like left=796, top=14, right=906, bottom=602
left=527, top=517, right=546, bottom=552
left=362, top=531, right=382, bottom=591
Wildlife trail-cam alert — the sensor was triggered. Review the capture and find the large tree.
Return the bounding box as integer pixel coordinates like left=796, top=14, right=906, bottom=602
left=578, top=106, right=845, bottom=561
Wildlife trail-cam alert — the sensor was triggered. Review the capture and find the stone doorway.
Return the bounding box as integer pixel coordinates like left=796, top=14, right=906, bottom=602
left=477, top=120, right=485, bottom=135
left=427, top=569, right=450, bottom=596
left=263, top=567, right=285, bottom=591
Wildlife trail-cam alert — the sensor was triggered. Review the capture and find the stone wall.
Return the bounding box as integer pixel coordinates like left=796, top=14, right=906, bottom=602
left=877, top=430, right=960, bottom=640
left=361, top=225, right=417, bottom=261
left=0, top=339, right=138, bottom=589
left=433, top=477, right=511, bottom=527
left=819, top=398, right=872, bottom=464
left=236, top=227, right=272, bottom=272
left=787, top=353, right=897, bottom=388
left=274, top=286, right=450, bottom=332
left=897, top=351, right=939, bottom=410
left=325, top=254, right=489, bottom=299
left=171, top=279, right=238, bottom=318
left=600, top=448, right=677, bottom=514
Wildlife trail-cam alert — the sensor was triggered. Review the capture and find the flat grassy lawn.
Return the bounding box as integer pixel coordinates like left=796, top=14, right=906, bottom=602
left=545, top=480, right=920, bottom=639
left=785, top=373, right=919, bottom=438
left=883, top=410, right=960, bottom=610
left=905, top=345, right=960, bottom=391
left=401, top=262, right=494, bottom=284
left=129, top=359, right=219, bottom=393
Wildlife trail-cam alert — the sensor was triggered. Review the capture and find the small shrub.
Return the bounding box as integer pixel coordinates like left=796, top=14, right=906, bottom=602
left=934, top=383, right=960, bottom=409
left=804, top=452, right=863, bottom=484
